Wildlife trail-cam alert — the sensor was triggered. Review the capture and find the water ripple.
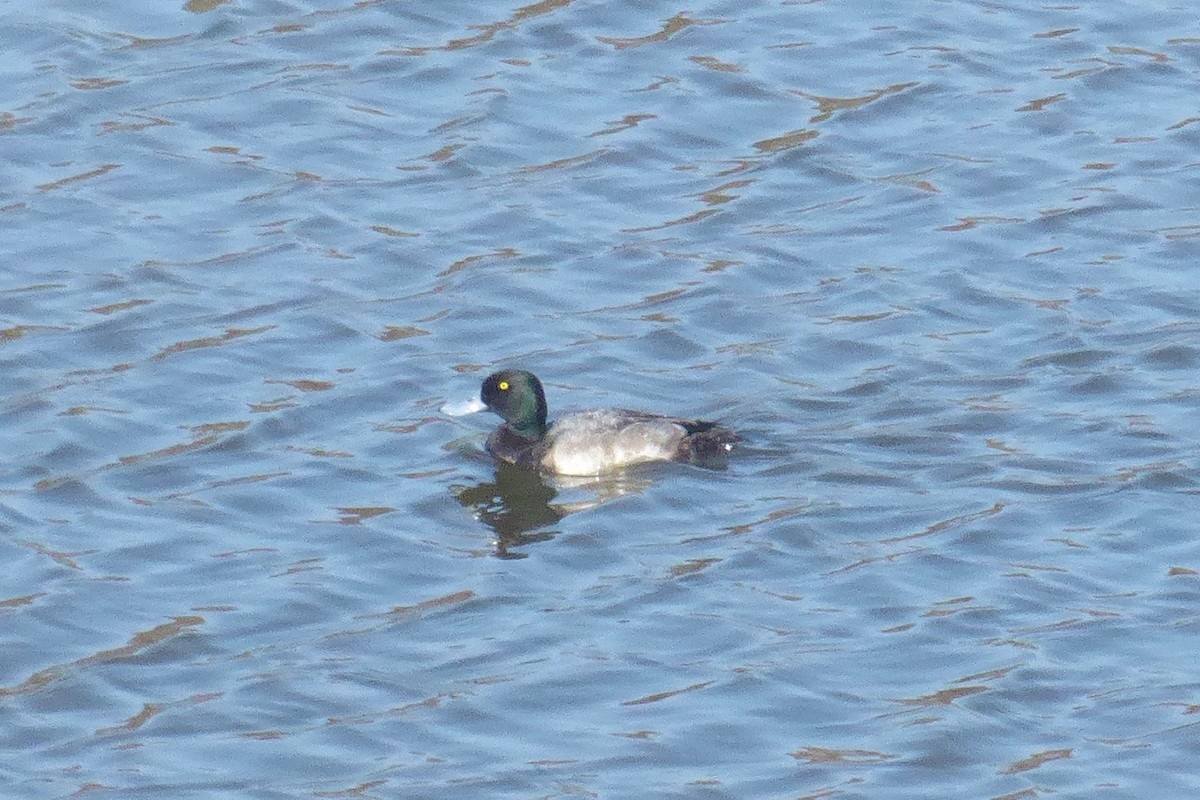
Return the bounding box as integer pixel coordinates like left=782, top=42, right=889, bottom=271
left=2, top=2, right=1199, bottom=798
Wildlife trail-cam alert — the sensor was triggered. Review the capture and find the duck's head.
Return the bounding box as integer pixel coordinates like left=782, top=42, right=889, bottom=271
left=443, top=369, right=548, bottom=438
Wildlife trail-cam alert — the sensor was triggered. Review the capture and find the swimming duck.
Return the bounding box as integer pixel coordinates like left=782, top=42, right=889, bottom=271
left=442, top=369, right=737, bottom=476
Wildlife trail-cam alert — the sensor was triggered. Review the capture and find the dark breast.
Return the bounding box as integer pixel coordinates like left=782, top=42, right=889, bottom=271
left=485, top=425, right=546, bottom=470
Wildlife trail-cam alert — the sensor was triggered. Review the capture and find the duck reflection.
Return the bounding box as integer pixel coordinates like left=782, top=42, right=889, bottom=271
left=452, top=462, right=652, bottom=558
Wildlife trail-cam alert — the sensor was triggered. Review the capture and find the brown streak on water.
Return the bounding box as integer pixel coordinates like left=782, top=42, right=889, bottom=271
left=386, top=0, right=572, bottom=56
left=793, top=81, right=919, bottom=123
left=1001, top=748, right=1073, bottom=774
left=0, top=592, right=46, bottom=608
left=37, top=164, right=121, bottom=192
left=621, top=680, right=715, bottom=706
left=753, top=128, right=819, bottom=154
left=791, top=746, right=894, bottom=764
left=0, top=617, right=204, bottom=698
left=897, top=685, right=987, bottom=706
left=882, top=502, right=1004, bottom=544
left=87, top=299, right=153, bottom=315
left=95, top=703, right=164, bottom=736
left=152, top=326, right=275, bottom=361
left=597, top=13, right=726, bottom=50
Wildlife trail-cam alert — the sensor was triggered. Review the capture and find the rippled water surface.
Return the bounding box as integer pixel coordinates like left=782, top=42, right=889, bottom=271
left=3, top=1, right=1199, bottom=797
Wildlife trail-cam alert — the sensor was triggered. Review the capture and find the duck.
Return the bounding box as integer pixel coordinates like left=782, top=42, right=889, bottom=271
left=442, top=369, right=738, bottom=476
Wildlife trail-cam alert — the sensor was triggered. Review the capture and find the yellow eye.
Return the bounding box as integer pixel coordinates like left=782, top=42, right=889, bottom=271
left=498, top=381, right=509, bottom=391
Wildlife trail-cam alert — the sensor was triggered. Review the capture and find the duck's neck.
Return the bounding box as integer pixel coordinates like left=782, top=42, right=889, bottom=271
left=507, top=418, right=546, bottom=440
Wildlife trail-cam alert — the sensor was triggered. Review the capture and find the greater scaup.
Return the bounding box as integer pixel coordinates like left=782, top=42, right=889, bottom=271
left=442, top=369, right=738, bottom=476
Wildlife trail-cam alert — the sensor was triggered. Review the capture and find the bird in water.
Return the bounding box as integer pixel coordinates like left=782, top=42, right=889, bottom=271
left=442, top=369, right=738, bottom=476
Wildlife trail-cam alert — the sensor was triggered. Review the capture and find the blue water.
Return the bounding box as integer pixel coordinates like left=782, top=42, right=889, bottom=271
left=1, top=2, right=1198, bottom=798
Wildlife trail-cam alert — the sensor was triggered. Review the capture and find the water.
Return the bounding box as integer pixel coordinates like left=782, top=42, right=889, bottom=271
left=2, top=1, right=1199, bottom=797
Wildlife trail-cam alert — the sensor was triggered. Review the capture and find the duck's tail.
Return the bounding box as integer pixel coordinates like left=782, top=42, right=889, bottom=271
left=677, top=420, right=739, bottom=467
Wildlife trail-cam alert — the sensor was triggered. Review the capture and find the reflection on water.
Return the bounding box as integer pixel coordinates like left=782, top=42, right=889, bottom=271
left=453, top=462, right=563, bottom=557
left=452, top=461, right=656, bottom=557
